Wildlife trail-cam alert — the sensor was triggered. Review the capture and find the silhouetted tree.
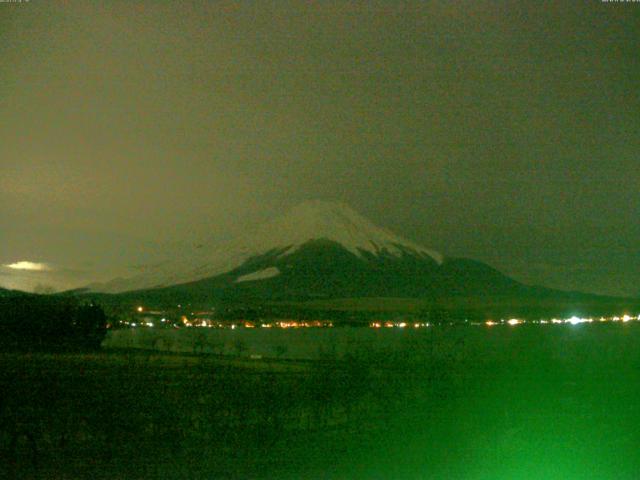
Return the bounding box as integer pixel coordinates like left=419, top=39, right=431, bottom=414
left=0, top=295, right=108, bottom=351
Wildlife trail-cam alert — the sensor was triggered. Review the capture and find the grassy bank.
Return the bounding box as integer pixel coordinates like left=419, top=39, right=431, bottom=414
left=0, top=329, right=464, bottom=479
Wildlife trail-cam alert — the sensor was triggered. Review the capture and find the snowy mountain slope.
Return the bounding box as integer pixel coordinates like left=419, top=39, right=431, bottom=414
left=88, top=200, right=443, bottom=293
left=250, top=200, right=442, bottom=262
left=235, top=267, right=280, bottom=283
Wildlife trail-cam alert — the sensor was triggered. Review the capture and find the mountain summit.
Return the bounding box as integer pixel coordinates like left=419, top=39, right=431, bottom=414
left=250, top=200, right=442, bottom=262
left=89, top=200, right=443, bottom=294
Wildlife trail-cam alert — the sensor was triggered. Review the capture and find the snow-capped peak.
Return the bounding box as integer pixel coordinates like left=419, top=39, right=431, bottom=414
left=88, top=200, right=442, bottom=293
left=250, top=200, right=442, bottom=262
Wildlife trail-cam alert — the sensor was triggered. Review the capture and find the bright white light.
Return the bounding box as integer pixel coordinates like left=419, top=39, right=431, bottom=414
left=485, top=321, right=497, bottom=326
left=566, top=316, right=587, bottom=325
left=507, top=319, right=521, bottom=326
left=622, top=315, right=631, bottom=323
left=4, top=261, right=50, bottom=271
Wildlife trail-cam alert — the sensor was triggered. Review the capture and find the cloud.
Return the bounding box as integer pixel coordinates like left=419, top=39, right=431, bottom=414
left=4, top=261, right=52, bottom=272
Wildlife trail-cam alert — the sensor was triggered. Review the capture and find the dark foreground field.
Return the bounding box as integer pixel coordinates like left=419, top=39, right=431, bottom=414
left=2, top=323, right=640, bottom=479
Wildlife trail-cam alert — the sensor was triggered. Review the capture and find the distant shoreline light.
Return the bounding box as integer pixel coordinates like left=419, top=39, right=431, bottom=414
left=4, top=261, right=51, bottom=271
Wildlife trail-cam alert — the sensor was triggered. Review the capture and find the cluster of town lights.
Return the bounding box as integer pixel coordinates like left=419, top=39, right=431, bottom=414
left=369, top=322, right=430, bottom=328
left=129, top=306, right=640, bottom=329
left=484, top=314, right=640, bottom=327
left=177, top=317, right=334, bottom=329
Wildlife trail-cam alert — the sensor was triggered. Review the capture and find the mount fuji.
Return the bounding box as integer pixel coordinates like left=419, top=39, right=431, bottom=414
left=89, top=200, right=445, bottom=294
left=84, top=201, right=638, bottom=317
left=87, top=201, right=523, bottom=300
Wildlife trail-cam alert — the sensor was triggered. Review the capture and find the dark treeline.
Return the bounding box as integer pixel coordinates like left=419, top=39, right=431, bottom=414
left=216, top=305, right=454, bottom=324
left=0, top=294, right=108, bottom=351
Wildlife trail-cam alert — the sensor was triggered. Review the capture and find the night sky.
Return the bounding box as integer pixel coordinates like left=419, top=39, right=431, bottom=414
left=1, top=1, right=639, bottom=296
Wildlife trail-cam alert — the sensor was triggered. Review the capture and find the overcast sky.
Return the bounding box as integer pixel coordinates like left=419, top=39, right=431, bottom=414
left=1, top=0, right=639, bottom=296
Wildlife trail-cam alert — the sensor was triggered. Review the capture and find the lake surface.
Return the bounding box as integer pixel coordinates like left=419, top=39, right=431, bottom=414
left=103, top=325, right=445, bottom=359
